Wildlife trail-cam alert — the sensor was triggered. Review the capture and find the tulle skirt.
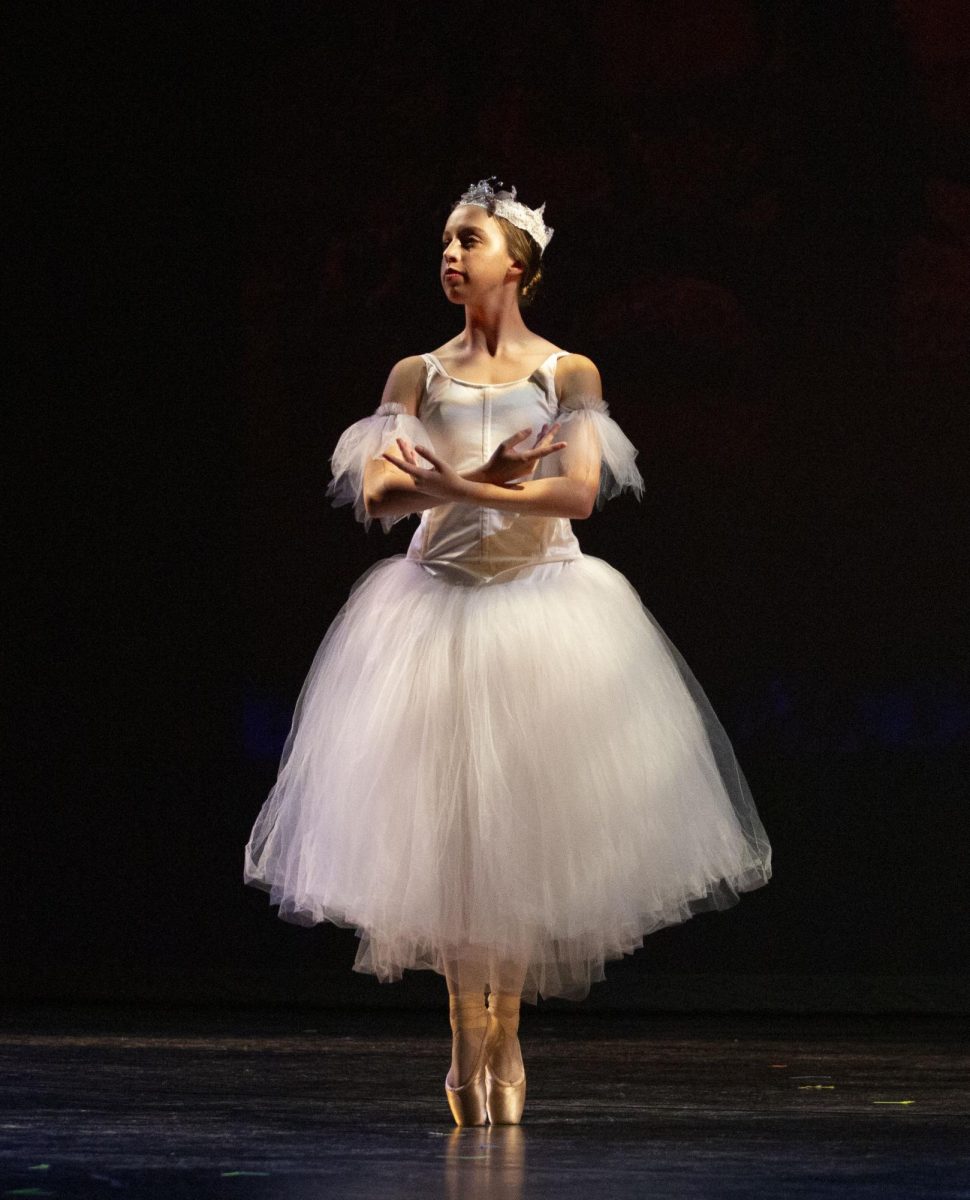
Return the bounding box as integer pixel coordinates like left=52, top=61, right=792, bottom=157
left=243, top=553, right=772, bottom=1004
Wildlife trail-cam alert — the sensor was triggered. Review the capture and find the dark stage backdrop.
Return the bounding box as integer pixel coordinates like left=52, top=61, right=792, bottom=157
left=12, top=2, right=969, bottom=1013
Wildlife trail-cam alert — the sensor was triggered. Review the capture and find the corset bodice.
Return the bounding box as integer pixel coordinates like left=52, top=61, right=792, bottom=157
left=405, top=351, right=583, bottom=585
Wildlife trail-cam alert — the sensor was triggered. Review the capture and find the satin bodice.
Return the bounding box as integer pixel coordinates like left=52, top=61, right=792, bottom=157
left=405, top=350, right=582, bottom=585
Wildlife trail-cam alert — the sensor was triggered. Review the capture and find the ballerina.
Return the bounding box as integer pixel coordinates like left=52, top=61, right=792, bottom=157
left=244, top=176, right=772, bottom=1126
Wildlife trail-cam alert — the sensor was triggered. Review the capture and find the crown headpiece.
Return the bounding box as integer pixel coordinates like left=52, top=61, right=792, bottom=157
left=455, top=176, right=554, bottom=255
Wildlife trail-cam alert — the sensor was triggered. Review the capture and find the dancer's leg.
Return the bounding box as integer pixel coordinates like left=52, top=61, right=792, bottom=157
left=444, top=951, right=489, bottom=1086
left=489, top=956, right=528, bottom=996
left=487, top=956, right=527, bottom=1081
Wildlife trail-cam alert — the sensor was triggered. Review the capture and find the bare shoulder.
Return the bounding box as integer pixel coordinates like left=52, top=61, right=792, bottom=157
left=554, top=353, right=603, bottom=404
left=378, top=355, right=427, bottom=416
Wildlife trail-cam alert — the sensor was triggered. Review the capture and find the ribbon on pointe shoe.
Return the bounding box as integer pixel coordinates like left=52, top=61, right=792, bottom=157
left=445, top=992, right=490, bottom=1127
left=485, top=992, right=526, bottom=1124
left=448, top=992, right=489, bottom=1036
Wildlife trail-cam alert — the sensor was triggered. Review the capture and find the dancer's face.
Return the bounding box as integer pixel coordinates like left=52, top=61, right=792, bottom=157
left=440, top=205, right=521, bottom=303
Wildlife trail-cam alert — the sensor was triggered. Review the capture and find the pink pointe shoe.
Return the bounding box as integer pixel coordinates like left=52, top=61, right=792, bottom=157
left=484, top=992, right=526, bottom=1124
left=444, top=993, right=491, bottom=1126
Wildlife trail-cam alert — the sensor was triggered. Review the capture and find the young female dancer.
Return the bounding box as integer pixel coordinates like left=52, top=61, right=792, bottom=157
left=244, top=177, right=772, bottom=1126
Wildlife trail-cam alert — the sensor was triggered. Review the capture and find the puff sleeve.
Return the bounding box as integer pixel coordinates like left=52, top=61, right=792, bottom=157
left=325, top=401, right=437, bottom=533
left=554, top=393, right=645, bottom=511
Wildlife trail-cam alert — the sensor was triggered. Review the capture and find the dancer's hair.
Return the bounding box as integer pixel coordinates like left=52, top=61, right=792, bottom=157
left=494, top=215, right=544, bottom=309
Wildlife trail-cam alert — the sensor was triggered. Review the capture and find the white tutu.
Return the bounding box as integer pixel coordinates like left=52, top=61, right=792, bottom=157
left=244, top=351, right=772, bottom=1003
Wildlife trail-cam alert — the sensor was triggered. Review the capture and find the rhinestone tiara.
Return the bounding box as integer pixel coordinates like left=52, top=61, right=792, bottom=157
left=454, top=176, right=554, bottom=255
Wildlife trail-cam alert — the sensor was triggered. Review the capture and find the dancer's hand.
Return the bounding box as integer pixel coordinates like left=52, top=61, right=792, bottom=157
left=382, top=437, right=473, bottom=502
left=482, top=422, right=567, bottom=486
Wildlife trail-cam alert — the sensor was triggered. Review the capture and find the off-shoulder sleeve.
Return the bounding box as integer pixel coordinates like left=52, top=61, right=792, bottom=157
left=554, top=393, right=645, bottom=511
left=325, top=401, right=436, bottom=533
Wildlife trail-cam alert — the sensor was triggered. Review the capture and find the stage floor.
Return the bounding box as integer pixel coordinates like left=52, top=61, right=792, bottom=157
left=1, top=1006, right=967, bottom=1198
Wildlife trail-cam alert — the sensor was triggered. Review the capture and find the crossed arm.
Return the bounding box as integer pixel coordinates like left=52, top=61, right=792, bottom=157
left=365, top=438, right=596, bottom=521
left=363, top=354, right=604, bottom=523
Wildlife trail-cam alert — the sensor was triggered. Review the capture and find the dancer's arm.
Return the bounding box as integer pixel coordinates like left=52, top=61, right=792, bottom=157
left=364, top=356, right=570, bottom=522
left=378, top=355, right=604, bottom=521
left=448, top=473, right=596, bottom=520
left=361, top=357, right=459, bottom=520
left=365, top=458, right=495, bottom=520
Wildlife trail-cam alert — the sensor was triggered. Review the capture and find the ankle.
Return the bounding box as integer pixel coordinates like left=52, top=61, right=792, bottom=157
left=448, top=991, right=488, bottom=1036
left=487, top=991, right=521, bottom=1038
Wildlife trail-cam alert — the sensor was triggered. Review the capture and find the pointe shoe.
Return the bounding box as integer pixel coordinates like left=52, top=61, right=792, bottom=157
left=484, top=992, right=527, bottom=1125
left=444, top=993, right=491, bottom=1126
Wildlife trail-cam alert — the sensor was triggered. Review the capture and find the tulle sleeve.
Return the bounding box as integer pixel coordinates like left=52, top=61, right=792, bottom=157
left=325, top=401, right=437, bottom=533
left=554, top=393, right=645, bottom=511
